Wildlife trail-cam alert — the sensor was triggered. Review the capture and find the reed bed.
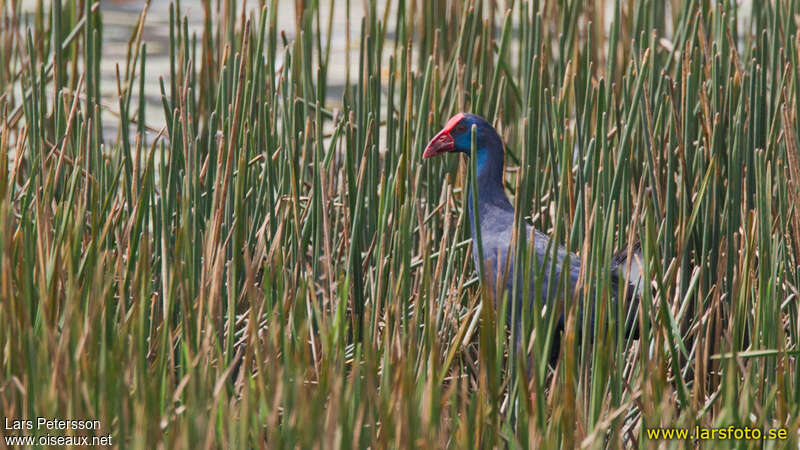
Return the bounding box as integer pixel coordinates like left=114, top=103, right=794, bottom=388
left=1, top=0, right=799, bottom=447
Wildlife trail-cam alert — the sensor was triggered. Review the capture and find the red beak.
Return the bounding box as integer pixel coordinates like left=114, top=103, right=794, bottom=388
left=422, top=129, right=455, bottom=159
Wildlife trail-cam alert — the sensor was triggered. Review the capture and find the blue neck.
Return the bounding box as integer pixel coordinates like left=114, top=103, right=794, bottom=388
left=466, top=140, right=512, bottom=233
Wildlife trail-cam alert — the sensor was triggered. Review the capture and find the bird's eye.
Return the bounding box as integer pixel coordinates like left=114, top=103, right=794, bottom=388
left=453, top=123, right=468, bottom=134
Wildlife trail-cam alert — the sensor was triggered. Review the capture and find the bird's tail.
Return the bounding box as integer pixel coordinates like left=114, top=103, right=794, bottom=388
left=610, top=241, right=644, bottom=338
left=611, top=240, right=644, bottom=298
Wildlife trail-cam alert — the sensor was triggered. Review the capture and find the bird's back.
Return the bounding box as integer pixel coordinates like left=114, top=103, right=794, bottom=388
left=472, top=198, right=640, bottom=340
left=473, top=202, right=580, bottom=321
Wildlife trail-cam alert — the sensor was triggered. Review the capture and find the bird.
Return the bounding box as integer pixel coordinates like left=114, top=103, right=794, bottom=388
left=423, top=112, right=643, bottom=356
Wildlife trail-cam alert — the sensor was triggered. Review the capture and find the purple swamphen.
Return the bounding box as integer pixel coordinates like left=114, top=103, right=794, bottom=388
left=423, top=113, right=643, bottom=357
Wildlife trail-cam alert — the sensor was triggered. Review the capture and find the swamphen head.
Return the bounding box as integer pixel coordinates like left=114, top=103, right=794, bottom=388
left=423, top=113, right=505, bottom=182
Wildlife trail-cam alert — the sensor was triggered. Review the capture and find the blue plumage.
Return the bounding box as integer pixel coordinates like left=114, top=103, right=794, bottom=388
left=424, top=113, right=642, bottom=348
